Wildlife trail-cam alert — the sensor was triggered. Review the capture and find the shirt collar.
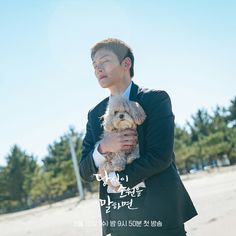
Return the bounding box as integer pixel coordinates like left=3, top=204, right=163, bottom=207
left=109, top=81, right=132, bottom=101
left=122, top=81, right=132, bottom=99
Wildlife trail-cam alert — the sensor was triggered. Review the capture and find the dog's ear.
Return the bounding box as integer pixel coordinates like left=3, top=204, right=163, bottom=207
left=99, top=114, right=104, bottom=122
left=128, top=101, right=146, bottom=125
left=104, top=119, right=114, bottom=132
left=100, top=112, right=114, bottom=132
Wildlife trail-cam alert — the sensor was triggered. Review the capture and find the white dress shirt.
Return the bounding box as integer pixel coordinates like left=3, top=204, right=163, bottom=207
left=93, top=81, right=146, bottom=193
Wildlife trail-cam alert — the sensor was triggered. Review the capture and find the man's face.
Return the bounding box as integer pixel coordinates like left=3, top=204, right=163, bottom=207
left=92, top=49, right=125, bottom=89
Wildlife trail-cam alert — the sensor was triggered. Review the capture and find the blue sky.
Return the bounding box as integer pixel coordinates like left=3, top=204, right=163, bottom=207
left=1, top=0, right=236, bottom=166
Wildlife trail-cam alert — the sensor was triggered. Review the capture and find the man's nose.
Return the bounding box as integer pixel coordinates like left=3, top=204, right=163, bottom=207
left=96, top=69, right=104, bottom=79
left=95, top=63, right=103, bottom=71
left=119, top=114, right=124, bottom=119
left=98, top=66, right=103, bottom=71
left=96, top=67, right=103, bottom=73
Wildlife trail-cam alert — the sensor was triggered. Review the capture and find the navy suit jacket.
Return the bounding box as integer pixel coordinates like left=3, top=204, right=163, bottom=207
left=79, top=82, right=197, bottom=235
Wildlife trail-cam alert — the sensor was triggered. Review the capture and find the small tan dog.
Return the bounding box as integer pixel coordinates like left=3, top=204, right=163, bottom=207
left=99, top=95, right=146, bottom=173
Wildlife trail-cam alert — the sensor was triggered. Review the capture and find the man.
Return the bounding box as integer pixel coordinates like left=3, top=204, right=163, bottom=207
left=79, top=38, right=197, bottom=236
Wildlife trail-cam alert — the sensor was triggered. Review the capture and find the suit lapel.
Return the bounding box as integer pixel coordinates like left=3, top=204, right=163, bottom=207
left=129, top=82, right=145, bottom=154
left=129, top=81, right=139, bottom=102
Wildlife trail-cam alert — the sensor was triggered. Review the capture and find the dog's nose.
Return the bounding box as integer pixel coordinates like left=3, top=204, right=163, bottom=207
left=119, top=114, right=124, bottom=119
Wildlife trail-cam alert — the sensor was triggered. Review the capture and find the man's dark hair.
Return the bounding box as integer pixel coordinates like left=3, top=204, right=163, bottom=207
left=91, top=38, right=134, bottom=78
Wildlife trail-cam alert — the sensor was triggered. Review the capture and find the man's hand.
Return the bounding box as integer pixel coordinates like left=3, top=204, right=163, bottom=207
left=98, top=129, right=137, bottom=154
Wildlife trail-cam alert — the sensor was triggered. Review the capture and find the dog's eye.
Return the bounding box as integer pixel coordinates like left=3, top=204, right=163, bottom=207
left=114, top=111, right=118, bottom=115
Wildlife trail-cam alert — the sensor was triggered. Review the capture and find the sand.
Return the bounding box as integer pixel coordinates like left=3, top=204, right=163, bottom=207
left=0, top=166, right=236, bottom=236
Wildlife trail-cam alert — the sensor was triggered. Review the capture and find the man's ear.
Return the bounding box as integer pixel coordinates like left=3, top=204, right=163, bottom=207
left=128, top=101, right=146, bottom=125
left=122, top=57, right=131, bottom=70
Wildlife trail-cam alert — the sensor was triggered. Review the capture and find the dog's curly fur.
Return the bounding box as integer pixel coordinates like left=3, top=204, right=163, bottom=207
left=98, top=95, right=146, bottom=173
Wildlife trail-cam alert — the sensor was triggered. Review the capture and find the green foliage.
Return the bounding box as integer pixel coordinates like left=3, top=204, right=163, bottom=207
left=0, top=145, right=37, bottom=213
left=228, top=96, right=236, bottom=126
left=174, top=98, right=236, bottom=173
left=30, top=127, right=98, bottom=204
left=31, top=128, right=84, bottom=201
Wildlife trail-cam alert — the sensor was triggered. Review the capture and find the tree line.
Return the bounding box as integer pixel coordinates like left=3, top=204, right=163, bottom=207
left=0, top=97, right=235, bottom=214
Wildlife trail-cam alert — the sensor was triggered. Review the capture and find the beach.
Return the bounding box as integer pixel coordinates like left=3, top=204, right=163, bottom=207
left=0, top=166, right=236, bottom=236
